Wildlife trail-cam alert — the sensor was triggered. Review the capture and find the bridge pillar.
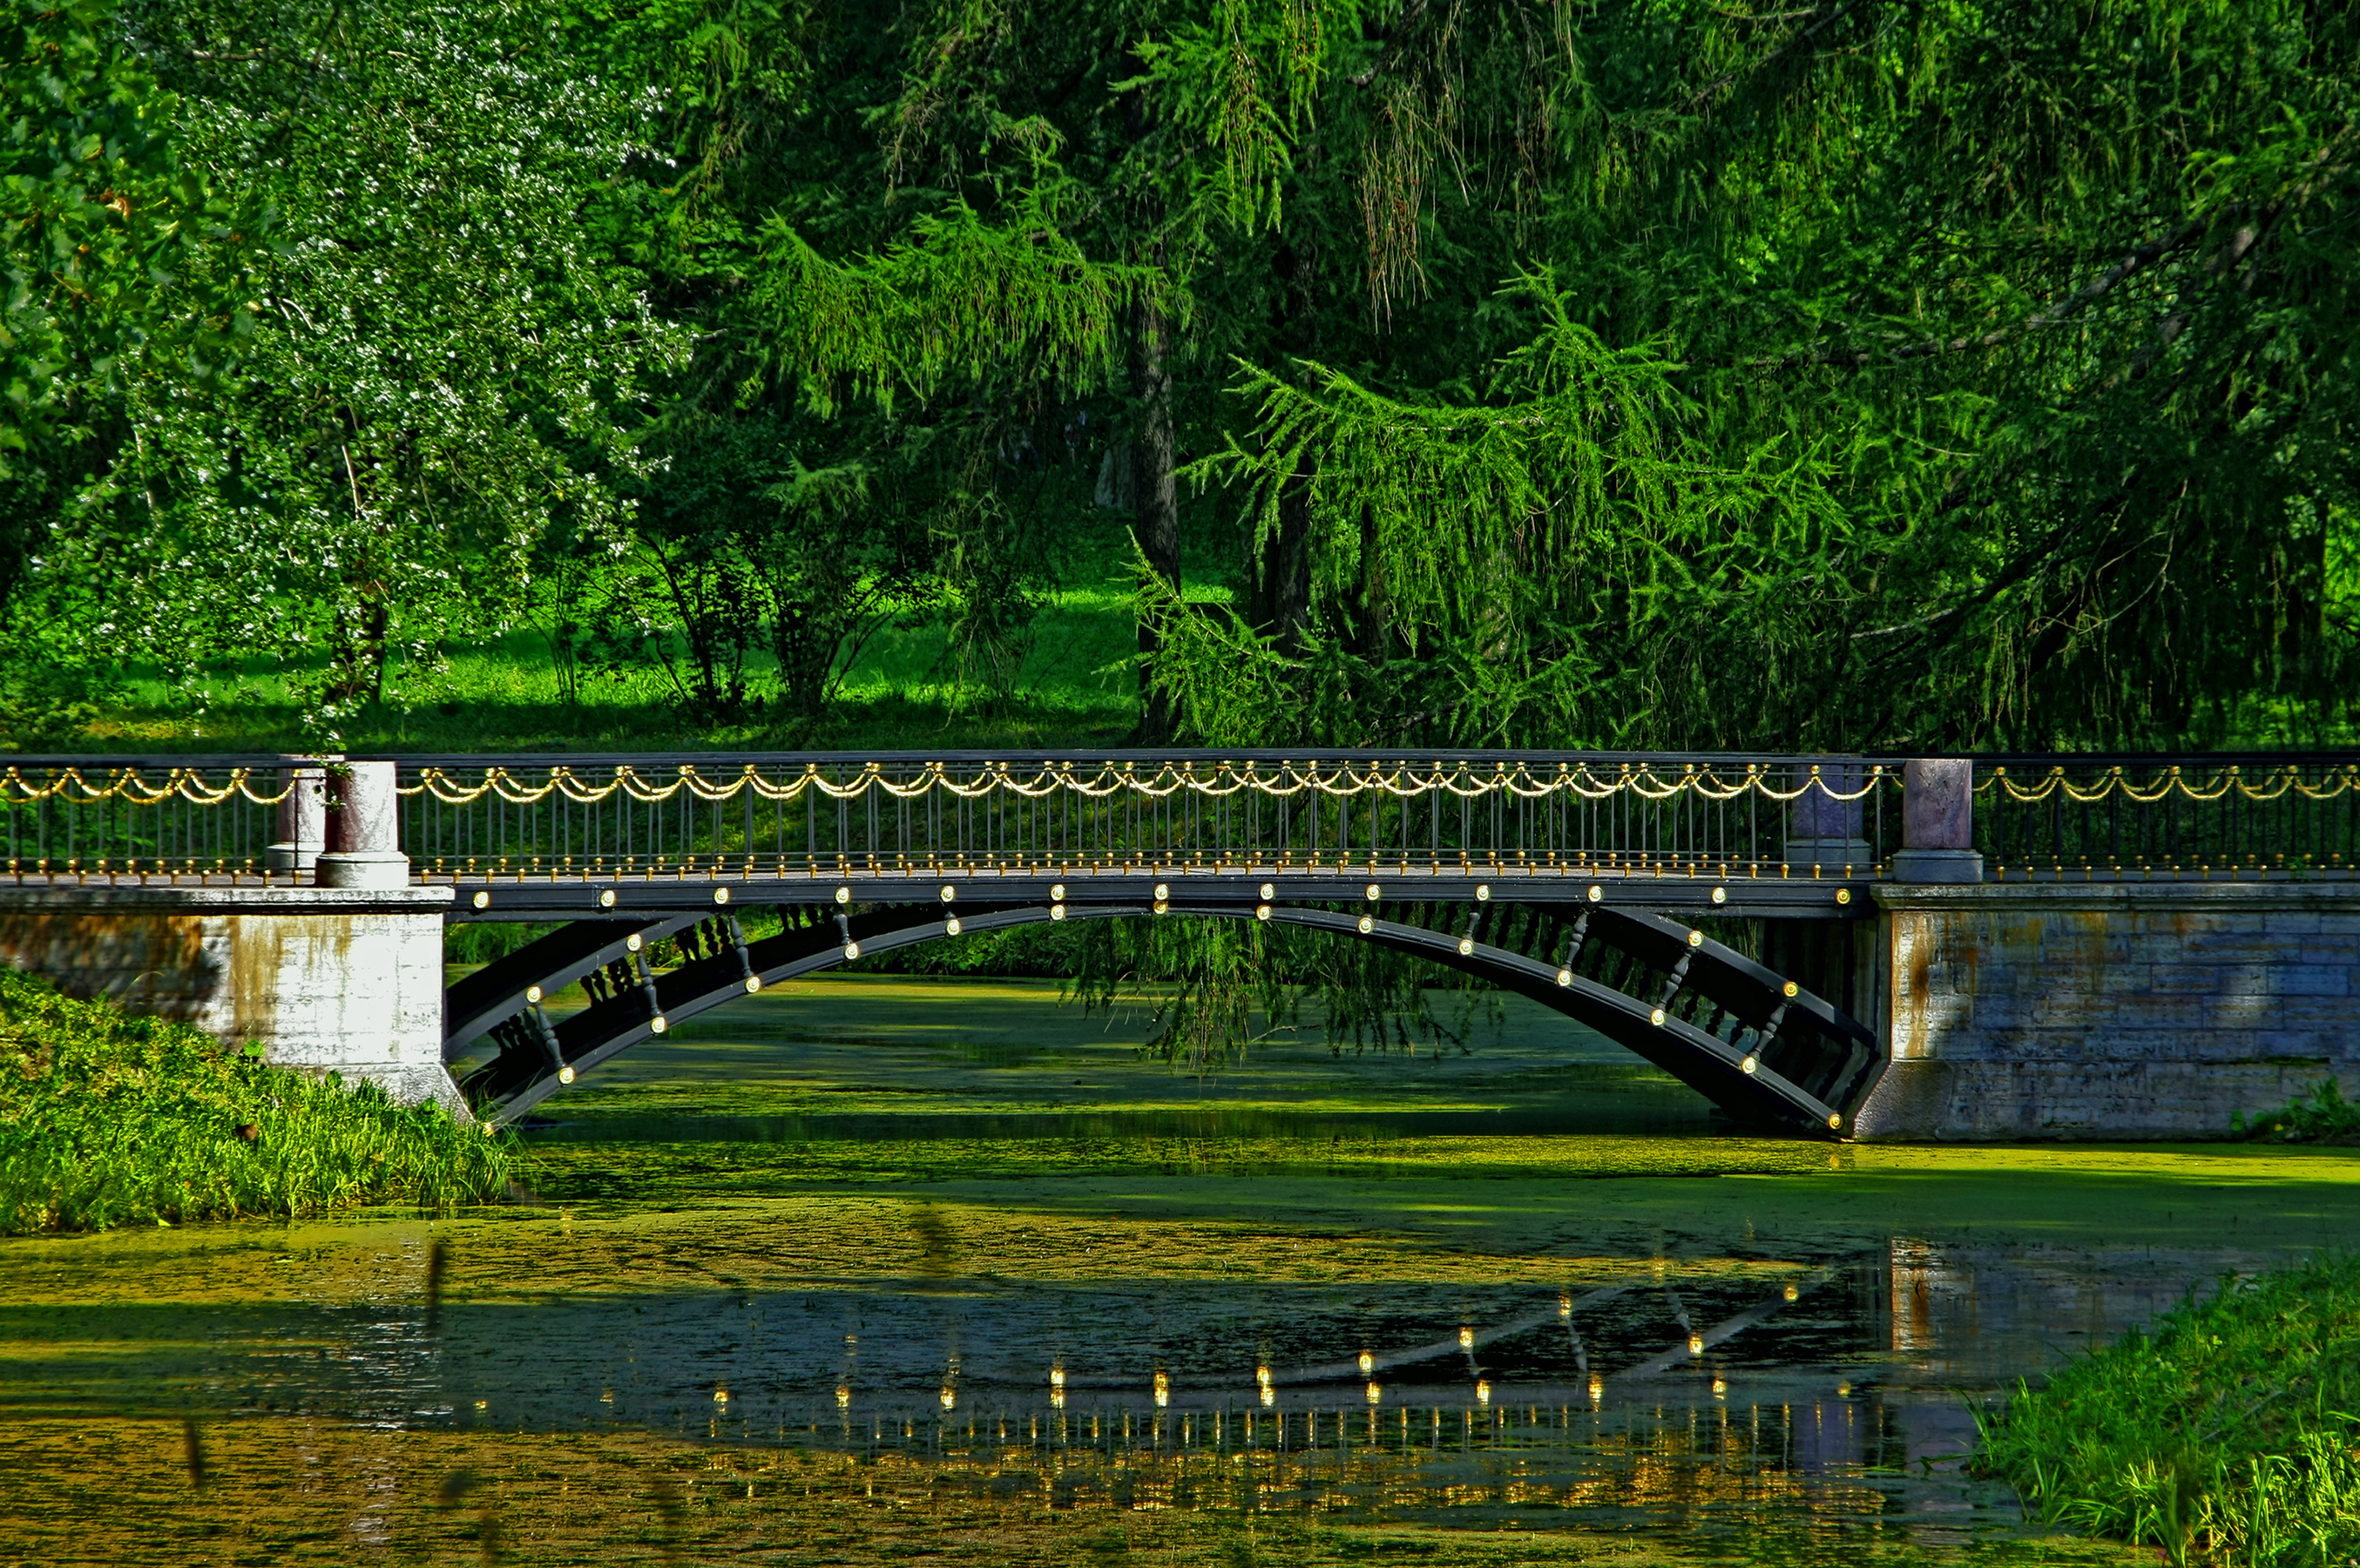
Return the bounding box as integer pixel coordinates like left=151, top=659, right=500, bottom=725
left=0, top=885, right=464, bottom=1116
left=1890, top=758, right=1982, bottom=883
left=1856, top=882, right=2360, bottom=1140
left=318, top=760, right=409, bottom=889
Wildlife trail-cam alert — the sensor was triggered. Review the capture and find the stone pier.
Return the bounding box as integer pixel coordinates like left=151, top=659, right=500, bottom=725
left=0, top=883, right=461, bottom=1113
left=1856, top=882, right=2360, bottom=1140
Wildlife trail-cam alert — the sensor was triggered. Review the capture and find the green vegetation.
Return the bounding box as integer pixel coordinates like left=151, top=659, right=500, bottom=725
left=2235, top=1081, right=2360, bottom=1146
left=1978, top=1257, right=2360, bottom=1567
left=0, top=970, right=515, bottom=1234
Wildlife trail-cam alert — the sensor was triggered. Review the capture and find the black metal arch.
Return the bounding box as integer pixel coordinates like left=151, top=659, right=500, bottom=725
left=450, top=894, right=1883, bottom=1139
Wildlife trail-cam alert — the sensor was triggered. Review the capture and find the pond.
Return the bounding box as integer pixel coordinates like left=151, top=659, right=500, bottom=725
left=4, top=975, right=2351, bottom=1565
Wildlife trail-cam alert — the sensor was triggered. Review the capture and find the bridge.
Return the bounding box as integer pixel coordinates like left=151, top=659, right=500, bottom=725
left=0, top=749, right=2353, bottom=1140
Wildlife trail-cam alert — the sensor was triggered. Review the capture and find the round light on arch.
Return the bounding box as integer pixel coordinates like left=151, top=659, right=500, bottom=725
left=1357, top=915, right=1373, bottom=935
left=944, top=917, right=962, bottom=936
left=525, top=984, right=543, bottom=1004
left=1687, top=929, right=1704, bottom=949
left=713, top=888, right=730, bottom=905
left=1836, top=888, right=1852, bottom=906
left=650, top=1016, right=668, bottom=1034
left=1363, top=883, right=1381, bottom=902
left=1782, top=980, right=1799, bottom=998
left=1153, top=899, right=1169, bottom=915
left=558, top=1064, right=575, bottom=1085
left=842, top=942, right=861, bottom=959
left=1556, top=969, right=1572, bottom=986
left=1828, top=1112, right=1843, bottom=1130
left=1711, top=886, right=1728, bottom=905
left=835, top=886, right=851, bottom=904
left=625, top=933, right=643, bottom=952
left=1457, top=937, right=1474, bottom=956
left=471, top=890, right=490, bottom=910
left=1259, top=882, right=1275, bottom=900
left=1649, top=1007, right=1667, bottom=1027
left=598, top=889, right=616, bottom=909
left=1051, top=904, right=1066, bottom=921
left=1153, top=882, right=1168, bottom=901
left=1050, top=882, right=1065, bottom=901
left=744, top=976, right=761, bottom=994
left=1741, top=1055, right=1757, bottom=1074
left=1255, top=904, right=1272, bottom=922
left=1475, top=884, right=1491, bottom=902
left=939, top=884, right=957, bottom=903
left=1587, top=885, right=1604, bottom=902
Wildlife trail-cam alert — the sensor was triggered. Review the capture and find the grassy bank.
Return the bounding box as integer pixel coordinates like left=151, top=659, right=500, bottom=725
left=1977, top=1255, right=2360, bottom=1566
left=0, top=972, right=515, bottom=1235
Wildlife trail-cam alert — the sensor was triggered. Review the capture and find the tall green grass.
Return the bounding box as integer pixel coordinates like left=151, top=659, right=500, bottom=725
left=0, top=971, right=516, bottom=1234
left=2234, top=1079, right=2360, bottom=1146
left=1976, top=1255, right=2360, bottom=1566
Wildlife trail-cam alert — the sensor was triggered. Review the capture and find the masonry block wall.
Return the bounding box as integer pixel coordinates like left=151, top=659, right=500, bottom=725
left=0, top=885, right=463, bottom=1115
left=1856, top=883, right=2360, bottom=1140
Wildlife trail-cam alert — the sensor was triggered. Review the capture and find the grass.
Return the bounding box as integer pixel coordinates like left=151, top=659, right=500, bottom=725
left=0, top=970, right=517, bottom=1234
left=1974, top=1255, right=2360, bottom=1567
left=53, top=555, right=1227, bottom=756
left=2235, top=1080, right=2360, bottom=1146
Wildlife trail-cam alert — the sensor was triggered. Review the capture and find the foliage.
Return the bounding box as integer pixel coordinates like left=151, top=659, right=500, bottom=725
left=1976, top=1256, right=2360, bottom=1567
left=0, top=969, right=515, bottom=1234
left=2235, top=1080, right=2360, bottom=1146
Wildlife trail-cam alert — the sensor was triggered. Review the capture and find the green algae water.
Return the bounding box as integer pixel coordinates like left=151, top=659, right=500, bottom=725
left=3, top=976, right=2353, bottom=1565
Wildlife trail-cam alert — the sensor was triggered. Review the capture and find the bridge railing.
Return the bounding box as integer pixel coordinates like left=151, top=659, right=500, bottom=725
left=0, top=750, right=2350, bottom=883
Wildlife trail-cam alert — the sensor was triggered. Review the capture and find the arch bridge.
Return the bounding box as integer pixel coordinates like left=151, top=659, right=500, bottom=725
left=5, top=748, right=2352, bottom=1140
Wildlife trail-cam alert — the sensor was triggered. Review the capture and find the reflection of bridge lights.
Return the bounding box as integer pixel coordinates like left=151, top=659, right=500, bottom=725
left=940, top=1388, right=956, bottom=1410
left=1559, top=1293, right=1572, bottom=1318
left=1365, top=1382, right=1382, bottom=1405
left=1712, top=1377, right=1727, bottom=1397
left=1358, top=916, right=1373, bottom=934
left=1783, top=1282, right=1799, bottom=1302
left=1050, top=1366, right=1065, bottom=1389
left=1475, top=1381, right=1491, bottom=1405
left=1259, top=1386, right=1273, bottom=1407
left=835, top=1384, right=849, bottom=1409
left=1363, top=883, right=1380, bottom=902
left=713, top=1387, right=728, bottom=1404
left=1256, top=1363, right=1271, bottom=1388
left=1836, top=1382, right=1851, bottom=1399
left=1153, top=1370, right=1169, bottom=1408
left=1687, top=1335, right=1704, bottom=1356
left=600, top=1389, right=614, bottom=1403
left=1587, top=1375, right=1604, bottom=1405
left=1358, top=1351, right=1374, bottom=1376
left=1458, top=1327, right=1473, bottom=1348
left=1052, top=1388, right=1065, bottom=1409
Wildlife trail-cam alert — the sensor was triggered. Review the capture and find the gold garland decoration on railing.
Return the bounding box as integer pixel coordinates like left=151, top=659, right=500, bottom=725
left=0, top=766, right=297, bottom=806
left=387, top=759, right=1905, bottom=808
left=1976, top=764, right=2360, bottom=805
left=1, top=759, right=2348, bottom=810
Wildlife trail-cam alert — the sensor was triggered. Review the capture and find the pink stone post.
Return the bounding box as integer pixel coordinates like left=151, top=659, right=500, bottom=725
left=1891, top=759, right=1982, bottom=882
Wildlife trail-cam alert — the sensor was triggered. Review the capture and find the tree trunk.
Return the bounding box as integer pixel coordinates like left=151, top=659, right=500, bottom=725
left=1133, top=293, right=1180, bottom=743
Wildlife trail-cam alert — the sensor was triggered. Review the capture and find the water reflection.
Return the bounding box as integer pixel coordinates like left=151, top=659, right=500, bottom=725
left=0, top=1233, right=2232, bottom=1544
